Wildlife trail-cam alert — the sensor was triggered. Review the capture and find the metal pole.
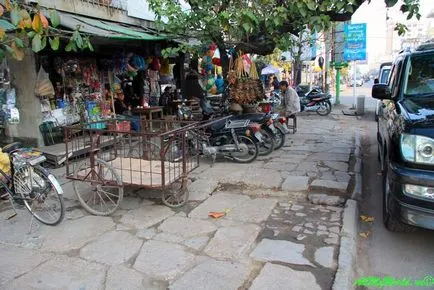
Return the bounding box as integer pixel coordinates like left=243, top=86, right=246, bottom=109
left=353, top=61, right=357, bottom=109
left=335, top=67, right=341, bottom=105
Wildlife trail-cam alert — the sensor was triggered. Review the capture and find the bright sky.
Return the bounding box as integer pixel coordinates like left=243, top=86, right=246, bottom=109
left=351, top=0, right=433, bottom=64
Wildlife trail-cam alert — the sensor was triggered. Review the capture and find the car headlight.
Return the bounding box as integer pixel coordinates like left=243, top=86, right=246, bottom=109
left=401, top=134, right=434, bottom=164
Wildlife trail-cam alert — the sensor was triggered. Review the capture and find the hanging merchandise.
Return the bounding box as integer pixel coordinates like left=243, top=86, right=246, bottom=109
left=229, top=54, right=265, bottom=106
left=160, top=59, right=170, bottom=76
left=35, top=67, right=55, bottom=97
left=151, top=57, right=161, bottom=71
left=8, top=107, right=20, bottom=124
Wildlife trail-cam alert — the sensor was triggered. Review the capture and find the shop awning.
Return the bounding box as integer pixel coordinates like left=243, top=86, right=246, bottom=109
left=47, top=10, right=166, bottom=41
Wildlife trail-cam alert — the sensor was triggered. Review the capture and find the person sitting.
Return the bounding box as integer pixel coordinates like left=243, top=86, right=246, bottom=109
left=114, top=90, right=130, bottom=115
left=279, top=81, right=300, bottom=133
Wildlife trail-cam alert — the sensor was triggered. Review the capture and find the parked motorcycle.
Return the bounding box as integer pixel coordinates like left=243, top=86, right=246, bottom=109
left=190, top=117, right=259, bottom=164
left=201, top=99, right=284, bottom=155
left=297, top=87, right=332, bottom=116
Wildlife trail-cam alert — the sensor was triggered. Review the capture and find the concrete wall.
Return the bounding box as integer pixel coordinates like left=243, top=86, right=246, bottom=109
left=30, top=0, right=154, bottom=28
left=7, top=50, right=43, bottom=147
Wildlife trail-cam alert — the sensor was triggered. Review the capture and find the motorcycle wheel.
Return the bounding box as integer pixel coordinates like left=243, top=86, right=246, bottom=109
left=273, top=129, right=286, bottom=150
left=258, top=129, right=275, bottom=156
left=316, top=101, right=332, bottom=116
left=230, top=135, right=258, bottom=163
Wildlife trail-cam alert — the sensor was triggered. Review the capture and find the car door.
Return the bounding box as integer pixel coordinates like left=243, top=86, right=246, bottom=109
left=380, top=58, right=404, bottom=157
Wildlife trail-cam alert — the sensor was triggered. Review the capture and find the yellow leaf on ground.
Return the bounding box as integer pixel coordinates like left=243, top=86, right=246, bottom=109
left=0, top=28, right=5, bottom=40
left=360, top=215, right=375, bottom=222
left=359, top=231, right=371, bottom=238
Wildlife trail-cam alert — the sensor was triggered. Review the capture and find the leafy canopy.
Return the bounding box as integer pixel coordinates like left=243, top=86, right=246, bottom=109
left=0, top=0, right=93, bottom=61
left=148, top=0, right=421, bottom=57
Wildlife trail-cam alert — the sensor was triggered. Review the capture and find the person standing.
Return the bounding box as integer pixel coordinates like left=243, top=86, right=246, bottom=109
left=272, top=76, right=280, bottom=91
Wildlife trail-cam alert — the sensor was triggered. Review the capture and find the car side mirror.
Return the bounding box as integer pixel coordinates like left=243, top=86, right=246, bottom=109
left=374, top=78, right=379, bottom=84
left=372, top=84, right=392, bottom=100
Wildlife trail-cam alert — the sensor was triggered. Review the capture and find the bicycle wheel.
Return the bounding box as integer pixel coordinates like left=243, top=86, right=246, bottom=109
left=73, top=158, right=123, bottom=216
left=14, top=165, right=65, bottom=225
left=162, top=178, right=189, bottom=208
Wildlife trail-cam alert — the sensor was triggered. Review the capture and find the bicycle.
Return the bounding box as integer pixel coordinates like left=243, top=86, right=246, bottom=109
left=0, top=142, right=65, bottom=225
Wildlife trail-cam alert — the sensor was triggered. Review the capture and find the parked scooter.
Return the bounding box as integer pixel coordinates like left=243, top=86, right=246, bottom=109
left=297, top=87, right=332, bottom=116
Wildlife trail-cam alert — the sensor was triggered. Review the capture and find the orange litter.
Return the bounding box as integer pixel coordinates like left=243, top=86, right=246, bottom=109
left=208, top=212, right=226, bottom=219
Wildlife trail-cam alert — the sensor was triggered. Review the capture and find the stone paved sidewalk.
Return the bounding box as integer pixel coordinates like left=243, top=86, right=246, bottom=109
left=0, top=111, right=359, bottom=290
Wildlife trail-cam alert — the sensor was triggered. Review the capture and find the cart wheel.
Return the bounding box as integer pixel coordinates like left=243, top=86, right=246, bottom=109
left=73, top=158, right=123, bottom=216
left=162, top=178, right=189, bottom=208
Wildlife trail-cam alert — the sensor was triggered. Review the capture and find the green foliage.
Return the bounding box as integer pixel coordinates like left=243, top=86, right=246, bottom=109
left=0, top=2, right=92, bottom=60
left=148, top=0, right=420, bottom=61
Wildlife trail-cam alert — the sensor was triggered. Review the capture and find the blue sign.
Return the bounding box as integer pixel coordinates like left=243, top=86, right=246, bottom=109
left=344, top=23, right=367, bottom=61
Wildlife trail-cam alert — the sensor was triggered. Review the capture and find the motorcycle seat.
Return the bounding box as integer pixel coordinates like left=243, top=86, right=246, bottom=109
left=209, top=118, right=228, bottom=132
left=231, top=113, right=268, bottom=123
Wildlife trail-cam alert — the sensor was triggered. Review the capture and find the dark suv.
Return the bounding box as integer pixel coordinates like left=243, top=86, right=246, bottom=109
left=372, top=42, right=434, bottom=232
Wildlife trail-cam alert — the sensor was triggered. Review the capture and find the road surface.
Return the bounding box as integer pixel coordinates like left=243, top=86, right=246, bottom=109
left=355, top=117, right=434, bottom=289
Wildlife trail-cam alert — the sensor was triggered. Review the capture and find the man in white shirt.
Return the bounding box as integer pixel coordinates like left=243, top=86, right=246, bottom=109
left=279, top=81, right=300, bottom=133
left=279, top=81, right=300, bottom=116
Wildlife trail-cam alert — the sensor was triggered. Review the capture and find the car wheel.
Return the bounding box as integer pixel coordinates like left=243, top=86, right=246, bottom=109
left=382, top=159, right=417, bottom=233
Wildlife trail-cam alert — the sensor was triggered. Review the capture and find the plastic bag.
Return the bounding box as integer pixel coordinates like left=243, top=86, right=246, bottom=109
left=35, top=67, right=55, bottom=97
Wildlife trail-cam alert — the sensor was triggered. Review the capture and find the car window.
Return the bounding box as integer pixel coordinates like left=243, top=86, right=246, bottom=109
left=380, top=68, right=391, bottom=84
left=388, top=60, right=403, bottom=97
left=403, top=52, right=434, bottom=96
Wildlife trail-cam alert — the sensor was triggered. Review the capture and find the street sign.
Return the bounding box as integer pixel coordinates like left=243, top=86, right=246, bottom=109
left=344, top=23, right=367, bottom=61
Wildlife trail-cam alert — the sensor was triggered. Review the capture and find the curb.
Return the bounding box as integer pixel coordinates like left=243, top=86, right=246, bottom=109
left=332, top=199, right=359, bottom=290
left=332, top=131, right=362, bottom=290
left=352, top=131, right=363, bottom=200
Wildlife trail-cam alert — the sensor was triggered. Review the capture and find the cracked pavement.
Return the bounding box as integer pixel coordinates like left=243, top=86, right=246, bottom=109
left=0, top=111, right=360, bottom=290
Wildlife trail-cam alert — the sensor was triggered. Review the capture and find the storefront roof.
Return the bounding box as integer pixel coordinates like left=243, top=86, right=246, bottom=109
left=49, top=10, right=166, bottom=41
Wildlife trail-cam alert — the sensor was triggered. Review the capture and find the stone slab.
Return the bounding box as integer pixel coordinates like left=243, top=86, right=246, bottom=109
left=120, top=205, right=175, bottom=229
left=310, top=180, right=349, bottom=193
left=188, top=178, right=219, bottom=201
left=170, top=259, right=250, bottom=290
left=41, top=216, right=115, bottom=252
left=80, top=231, right=143, bottom=265
left=226, top=198, right=277, bottom=224
left=189, top=192, right=276, bottom=224
left=295, top=162, right=318, bottom=172
left=136, top=228, right=157, bottom=239
left=263, top=162, right=298, bottom=172
left=158, top=217, right=217, bottom=238
left=307, top=152, right=349, bottom=162
left=106, top=264, right=163, bottom=290
left=6, top=255, right=106, bottom=290
left=315, top=246, right=336, bottom=269
left=183, top=236, right=210, bottom=251
left=0, top=245, right=52, bottom=286
left=250, top=263, right=321, bottom=290
left=281, top=176, right=309, bottom=191
left=323, top=161, right=348, bottom=172
left=134, top=241, right=196, bottom=280
left=308, top=193, right=345, bottom=206
left=204, top=225, right=260, bottom=259
left=189, top=192, right=250, bottom=219
left=250, top=239, right=313, bottom=266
